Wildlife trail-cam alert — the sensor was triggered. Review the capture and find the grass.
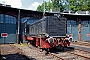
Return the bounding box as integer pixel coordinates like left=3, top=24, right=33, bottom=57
left=20, top=43, right=26, bottom=46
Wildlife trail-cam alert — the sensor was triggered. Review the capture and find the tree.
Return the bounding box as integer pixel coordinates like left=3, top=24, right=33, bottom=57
left=36, top=0, right=65, bottom=12
left=50, top=0, right=65, bottom=12
left=37, top=0, right=90, bottom=12
left=87, top=0, right=90, bottom=12
left=36, top=1, right=51, bottom=12
left=65, top=0, right=90, bottom=12
left=37, top=5, right=43, bottom=12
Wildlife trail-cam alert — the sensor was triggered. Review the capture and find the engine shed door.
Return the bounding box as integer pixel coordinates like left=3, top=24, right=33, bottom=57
left=0, top=14, right=16, bottom=43
left=0, top=23, right=4, bottom=43
left=81, top=20, right=90, bottom=41
left=67, top=20, right=78, bottom=41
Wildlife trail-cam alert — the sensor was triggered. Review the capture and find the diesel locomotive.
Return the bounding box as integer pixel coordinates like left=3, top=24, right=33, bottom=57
left=23, top=15, right=70, bottom=51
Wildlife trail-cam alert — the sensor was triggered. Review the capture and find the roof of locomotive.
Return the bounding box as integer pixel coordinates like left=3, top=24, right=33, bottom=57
left=29, top=16, right=63, bottom=26
left=29, top=16, right=47, bottom=25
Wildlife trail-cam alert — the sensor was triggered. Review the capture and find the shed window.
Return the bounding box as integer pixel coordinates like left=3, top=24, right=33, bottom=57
left=67, top=20, right=71, bottom=27
left=0, top=14, right=4, bottom=23
left=5, top=15, right=16, bottom=24
left=81, top=21, right=88, bottom=27
left=71, top=20, right=77, bottom=27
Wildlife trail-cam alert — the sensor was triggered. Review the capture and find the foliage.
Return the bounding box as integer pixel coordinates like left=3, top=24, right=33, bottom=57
left=36, top=0, right=90, bottom=12
left=67, top=0, right=90, bottom=12
left=51, top=0, right=65, bottom=12
left=87, top=0, right=90, bottom=11
left=36, top=0, right=65, bottom=12
left=36, top=1, right=51, bottom=12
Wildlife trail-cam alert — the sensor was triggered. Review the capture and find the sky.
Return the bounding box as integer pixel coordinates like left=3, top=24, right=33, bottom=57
left=0, top=0, right=49, bottom=10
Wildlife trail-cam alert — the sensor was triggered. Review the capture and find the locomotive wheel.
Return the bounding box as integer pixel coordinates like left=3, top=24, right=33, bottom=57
left=45, top=48, right=50, bottom=55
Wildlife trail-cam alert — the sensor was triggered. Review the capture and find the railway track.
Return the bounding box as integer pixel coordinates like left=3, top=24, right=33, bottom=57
left=71, top=42, right=90, bottom=47
left=48, top=47, right=90, bottom=60
left=49, top=52, right=65, bottom=60
left=2, top=43, right=89, bottom=60
left=9, top=44, right=24, bottom=55
left=0, top=44, right=30, bottom=60
left=26, top=43, right=90, bottom=60
left=68, top=48, right=90, bottom=59
left=26, top=43, right=62, bottom=60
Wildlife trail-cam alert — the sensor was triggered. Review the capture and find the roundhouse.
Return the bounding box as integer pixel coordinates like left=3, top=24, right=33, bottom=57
left=0, top=5, right=90, bottom=44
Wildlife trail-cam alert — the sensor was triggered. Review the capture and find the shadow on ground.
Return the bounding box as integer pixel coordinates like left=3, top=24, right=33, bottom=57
left=0, top=53, right=36, bottom=60
left=49, top=47, right=75, bottom=54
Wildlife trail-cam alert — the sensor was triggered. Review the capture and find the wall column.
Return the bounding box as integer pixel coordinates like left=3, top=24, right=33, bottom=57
left=16, top=10, right=20, bottom=44
left=78, top=18, right=81, bottom=41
